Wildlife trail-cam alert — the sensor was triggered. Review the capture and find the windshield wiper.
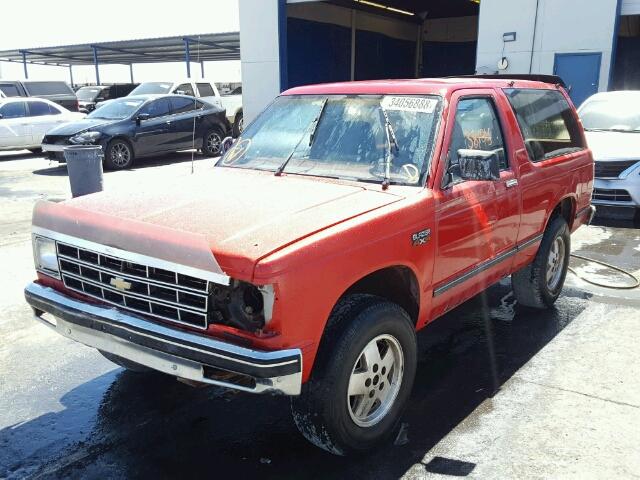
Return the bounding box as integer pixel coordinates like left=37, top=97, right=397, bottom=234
left=275, top=98, right=328, bottom=177
left=380, top=105, right=400, bottom=190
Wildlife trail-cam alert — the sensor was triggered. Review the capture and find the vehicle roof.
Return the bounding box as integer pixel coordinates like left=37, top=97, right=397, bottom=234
left=120, top=94, right=202, bottom=101
left=283, top=77, right=563, bottom=96
left=137, top=79, right=210, bottom=84
left=0, top=96, right=58, bottom=104
left=581, top=90, right=640, bottom=102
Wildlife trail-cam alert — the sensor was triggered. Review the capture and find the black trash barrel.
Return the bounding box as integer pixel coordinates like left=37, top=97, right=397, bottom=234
left=63, top=145, right=104, bottom=197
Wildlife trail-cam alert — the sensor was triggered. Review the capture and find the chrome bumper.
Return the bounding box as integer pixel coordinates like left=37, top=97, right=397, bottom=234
left=24, top=282, right=302, bottom=395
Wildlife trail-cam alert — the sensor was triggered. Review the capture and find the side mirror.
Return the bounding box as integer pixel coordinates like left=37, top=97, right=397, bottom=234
left=136, top=113, right=150, bottom=125
left=0, top=113, right=3, bottom=119
left=220, top=136, right=235, bottom=155
left=174, top=90, right=186, bottom=95
left=457, top=149, right=501, bottom=181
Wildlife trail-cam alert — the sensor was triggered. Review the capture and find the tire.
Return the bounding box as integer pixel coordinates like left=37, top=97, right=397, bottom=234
left=98, top=350, right=152, bottom=373
left=511, top=215, right=570, bottom=308
left=202, top=127, right=224, bottom=157
left=232, top=111, right=243, bottom=138
left=28, top=148, right=42, bottom=154
left=104, top=139, right=134, bottom=170
left=291, top=294, right=417, bottom=456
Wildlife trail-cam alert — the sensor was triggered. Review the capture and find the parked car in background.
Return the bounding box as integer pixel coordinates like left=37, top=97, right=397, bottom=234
left=0, top=80, right=79, bottom=111
left=0, top=97, right=84, bottom=153
left=42, top=94, right=230, bottom=169
left=578, top=91, right=640, bottom=215
left=129, top=80, right=223, bottom=110
left=221, top=85, right=243, bottom=137
left=76, top=84, right=138, bottom=113
left=27, top=76, right=593, bottom=455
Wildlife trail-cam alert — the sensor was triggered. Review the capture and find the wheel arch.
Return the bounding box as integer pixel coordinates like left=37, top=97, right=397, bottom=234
left=548, top=195, right=576, bottom=230
left=338, top=265, right=420, bottom=327
left=106, top=135, right=136, bottom=157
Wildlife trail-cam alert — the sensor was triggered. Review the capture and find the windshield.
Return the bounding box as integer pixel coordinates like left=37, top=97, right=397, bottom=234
left=87, top=98, right=144, bottom=120
left=129, top=82, right=173, bottom=95
left=76, top=87, right=102, bottom=101
left=218, top=94, right=441, bottom=186
left=579, top=96, right=640, bottom=132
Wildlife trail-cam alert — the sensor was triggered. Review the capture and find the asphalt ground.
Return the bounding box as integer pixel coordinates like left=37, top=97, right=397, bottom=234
left=1, top=150, right=639, bottom=479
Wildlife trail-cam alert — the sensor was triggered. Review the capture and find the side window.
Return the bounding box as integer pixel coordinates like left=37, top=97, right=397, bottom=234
left=504, top=88, right=584, bottom=162
left=139, top=98, right=171, bottom=118
left=28, top=101, right=53, bottom=117
left=175, top=83, right=195, bottom=96
left=170, top=97, right=197, bottom=114
left=48, top=103, right=62, bottom=115
left=448, top=97, right=507, bottom=183
left=196, top=83, right=214, bottom=97
left=0, top=101, right=27, bottom=119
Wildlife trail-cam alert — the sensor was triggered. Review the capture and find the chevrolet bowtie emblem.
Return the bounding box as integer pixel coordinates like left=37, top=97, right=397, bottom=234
left=110, top=277, right=132, bottom=291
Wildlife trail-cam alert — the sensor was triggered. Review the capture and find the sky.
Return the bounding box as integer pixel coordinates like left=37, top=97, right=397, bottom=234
left=0, top=0, right=241, bottom=84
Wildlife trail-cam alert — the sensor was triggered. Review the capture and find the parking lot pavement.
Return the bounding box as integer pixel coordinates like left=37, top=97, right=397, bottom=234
left=1, top=150, right=639, bottom=479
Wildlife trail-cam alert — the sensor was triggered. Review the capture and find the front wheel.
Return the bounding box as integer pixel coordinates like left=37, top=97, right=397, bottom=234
left=511, top=215, right=570, bottom=308
left=291, top=294, right=417, bottom=455
left=104, top=139, right=134, bottom=170
left=232, top=111, right=243, bottom=137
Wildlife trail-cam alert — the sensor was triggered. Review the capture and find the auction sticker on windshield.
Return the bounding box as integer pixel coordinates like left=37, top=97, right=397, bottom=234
left=381, top=96, right=437, bottom=114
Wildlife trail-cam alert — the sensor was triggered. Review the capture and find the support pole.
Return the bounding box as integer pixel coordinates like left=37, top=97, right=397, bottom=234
left=129, top=64, right=134, bottom=83
left=68, top=65, right=74, bottom=87
left=350, top=10, right=356, bottom=81
left=200, top=60, right=205, bottom=78
left=92, top=46, right=100, bottom=84
left=184, top=39, right=191, bottom=78
left=21, top=51, right=28, bottom=79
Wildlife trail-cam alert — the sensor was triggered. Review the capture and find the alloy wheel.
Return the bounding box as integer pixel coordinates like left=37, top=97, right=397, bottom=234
left=347, top=334, right=404, bottom=428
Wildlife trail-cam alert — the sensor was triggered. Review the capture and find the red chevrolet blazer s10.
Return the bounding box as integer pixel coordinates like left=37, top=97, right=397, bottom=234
left=25, top=76, right=594, bottom=455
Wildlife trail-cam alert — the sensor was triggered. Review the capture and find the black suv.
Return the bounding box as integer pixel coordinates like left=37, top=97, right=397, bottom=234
left=0, top=81, right=78, bottom=111
left=76, top=84, right=139, bottom=113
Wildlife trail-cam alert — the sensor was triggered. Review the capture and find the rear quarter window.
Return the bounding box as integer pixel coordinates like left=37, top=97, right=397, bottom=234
left=196, top=83, right=215, bottom=97
left=0, top=84, right=22, bottom=97
left=24, top=81, right=74, bottom=96
left=504, top=88, right=584, bottom=162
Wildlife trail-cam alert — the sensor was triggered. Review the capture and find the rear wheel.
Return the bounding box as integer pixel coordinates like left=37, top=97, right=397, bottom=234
left=202, top=127, right=224, bottom=156
left=104, top=139, right=134, bottom=170
left=512, top=215, right=570, bottom=308
left=291, top=294, right=417, bottom=455
left=99, top=350, right=152, bottom=373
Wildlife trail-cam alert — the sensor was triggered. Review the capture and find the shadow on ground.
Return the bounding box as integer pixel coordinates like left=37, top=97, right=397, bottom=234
left=31, top=151, right=214, bottom=177
left=0, top=280, right=591, bottom=480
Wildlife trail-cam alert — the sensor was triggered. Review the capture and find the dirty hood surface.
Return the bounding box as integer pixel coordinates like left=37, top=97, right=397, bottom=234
left=37, top=167, right=400, bottom=278
left=585, top=131, right=640, bottom=161
left=46, top=118, right=113, bottom=136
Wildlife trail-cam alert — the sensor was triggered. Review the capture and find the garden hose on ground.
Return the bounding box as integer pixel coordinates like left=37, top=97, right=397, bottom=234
left=568, top=253, right=640, bottom=290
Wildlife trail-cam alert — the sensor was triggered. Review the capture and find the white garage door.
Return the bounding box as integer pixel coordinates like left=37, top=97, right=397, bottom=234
left=622, top=0, right=640, bottom=15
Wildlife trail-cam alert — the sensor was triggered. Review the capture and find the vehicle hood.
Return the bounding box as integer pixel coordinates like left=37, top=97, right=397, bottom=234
left=46, top=117, right=115, bottom=136
left=33, top=168, right=402, bottom=279
left=585, top=131, right=640, bottom=161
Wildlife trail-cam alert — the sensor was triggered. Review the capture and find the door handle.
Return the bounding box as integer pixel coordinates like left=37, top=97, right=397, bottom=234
left=505, top=179, right=519, bottom=188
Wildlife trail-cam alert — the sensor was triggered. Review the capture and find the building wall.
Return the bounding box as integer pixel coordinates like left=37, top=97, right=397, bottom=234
left=476, top=0, right=618, bottom=90
left=239, top=0, right=283, bottom=123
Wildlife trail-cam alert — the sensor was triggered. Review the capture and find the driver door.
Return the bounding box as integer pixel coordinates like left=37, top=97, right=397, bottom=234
left=134, top=98, right=172, bottom=155
left=431, top=90, right=521, bottom=313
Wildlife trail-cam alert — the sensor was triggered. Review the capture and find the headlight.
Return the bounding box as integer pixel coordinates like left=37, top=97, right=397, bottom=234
left=33, top=236, right=59, bottom=277
left=69, top=131, right=102, bottom=144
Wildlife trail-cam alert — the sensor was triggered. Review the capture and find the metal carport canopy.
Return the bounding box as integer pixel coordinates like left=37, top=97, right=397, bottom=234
left=0, top=32, right=240, bottom=82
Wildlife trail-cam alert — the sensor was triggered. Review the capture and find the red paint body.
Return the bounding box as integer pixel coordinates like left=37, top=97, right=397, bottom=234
left=35, top=78, right=594, bottom=383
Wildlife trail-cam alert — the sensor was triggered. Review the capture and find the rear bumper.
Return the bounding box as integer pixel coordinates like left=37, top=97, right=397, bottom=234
left=25, top=282, right=302, bottom=395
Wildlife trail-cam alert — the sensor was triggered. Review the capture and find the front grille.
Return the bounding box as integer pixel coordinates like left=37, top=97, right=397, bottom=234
left=594, top=160, right=638, bottom=178
left=43, top=135, right=71, bottom=145
left=593, top=188, right=632, bottom=203
left=56, top=242, right=210, bottom=329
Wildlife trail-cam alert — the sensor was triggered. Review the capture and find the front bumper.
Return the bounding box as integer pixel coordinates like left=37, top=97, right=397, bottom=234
left=25, top=282, right=302, bottom=395
left=592, top=177, right=640, bottom=208
left=42, top=143, right=67, bottom=152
